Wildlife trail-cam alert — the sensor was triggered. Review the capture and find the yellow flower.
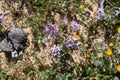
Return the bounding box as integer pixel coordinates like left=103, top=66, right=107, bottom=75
left=41, top=76, right=44, bottom=80
left=109, top=42, right=114, bottom=47
left=18, top=20, right=23, bottom=25
left=73, top=33, right=80, bottom=40
left=116, top=64, right=120, bottom=72
left=59, top=44, right=63, bottom=49
left=86, top=53, right=91, bottom=58
left=106, top=49, right=112, bottom=56
left=88, top=2, right=93, bottom=6
left=1, top=28, right=5, bottom=33
left=37, top=40, right=41, bottom=44
left=79, top=5, right=84, bottom=10
left=118, top=27, right=120, bottom=33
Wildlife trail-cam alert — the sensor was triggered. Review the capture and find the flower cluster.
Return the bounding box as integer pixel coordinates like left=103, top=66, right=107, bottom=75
left=44, top=22, right=59, bottom=36
left=51, top=44, right=61, bottom=57
left=0, top=14, right=3, bottom=24
left=71, top=20, right=80, bottom=32
left=65, top=35, right=81, bottom=50
left=60, top=18, right=68, bottom=26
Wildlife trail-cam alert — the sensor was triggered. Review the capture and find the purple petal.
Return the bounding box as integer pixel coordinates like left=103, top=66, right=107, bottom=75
left=0, top=14, right=3, bottom=20
left=71, top=20, right=80, bottom=32
left=44, top=22, right=59, bottom=36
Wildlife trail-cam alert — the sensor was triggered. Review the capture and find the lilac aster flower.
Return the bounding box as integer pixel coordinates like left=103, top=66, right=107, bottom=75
left=44, top=22, right=59, bottom=36
left=51, top=44, right=61, bottom=57
left=0, top=14, right=3, bottom=20
left=60, top=18, right=68, bottom=26
left=102, top=43, right=108, bottom=50
left=117, top=49, right=120, bottom=54
left=71, top=20, right=80, bottom=32
left=0, top=14, right=3, bottom=23
left=65, top=36, right=80, bottom=50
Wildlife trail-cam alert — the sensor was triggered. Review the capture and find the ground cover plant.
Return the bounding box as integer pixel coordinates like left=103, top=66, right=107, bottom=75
left=0, top=0, right=120, bottom=80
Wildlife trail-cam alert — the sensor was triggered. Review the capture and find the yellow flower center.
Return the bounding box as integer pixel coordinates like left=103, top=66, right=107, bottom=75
left=73, top=33, right=80, bottom=40
left=118, top=27, right=120, bottom=33
left=106, top=49, right=112, bottom=56
left=109, top=42, right=113, bottom=47
left=116, top=64, right=120, bottom=72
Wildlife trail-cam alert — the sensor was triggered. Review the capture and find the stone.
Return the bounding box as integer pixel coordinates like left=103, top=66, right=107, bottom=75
left=0, top=27, right=27, bottom=54
left=0, top=38, right=13, bottom=52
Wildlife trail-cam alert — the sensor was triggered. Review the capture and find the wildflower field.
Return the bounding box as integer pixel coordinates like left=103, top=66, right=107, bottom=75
left=0, top=0, right=120, bottom=80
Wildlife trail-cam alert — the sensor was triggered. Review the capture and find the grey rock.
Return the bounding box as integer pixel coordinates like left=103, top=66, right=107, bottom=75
left=8, top=27, right=27, bottom=43
left=0, top=38, right=13, bottom=52
left=0, top=27, right=27, bottom=53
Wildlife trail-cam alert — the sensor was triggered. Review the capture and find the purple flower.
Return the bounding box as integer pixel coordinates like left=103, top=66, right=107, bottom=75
left=0, top=14, right=3, bottom=20
left=117, top=49, right=120, bottom=54
left=44, top=22, right=59, bottom=36
left=65, top=36, right=80, bottom=50
left=102, top=43, right=108, bottom=50
left=71, top=20, right=80, bottom=32
left=51, top=44, right=61, bottom=57
left=0, top=14, right=3, bottom=23
left=60, top=18, right=68, bottom=26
